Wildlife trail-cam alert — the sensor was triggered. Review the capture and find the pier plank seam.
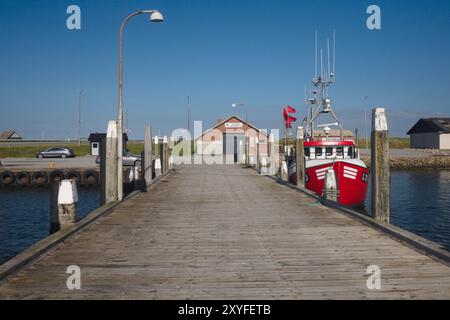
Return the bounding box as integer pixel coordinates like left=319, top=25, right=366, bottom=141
left=0, top=165, right=450, bottom=299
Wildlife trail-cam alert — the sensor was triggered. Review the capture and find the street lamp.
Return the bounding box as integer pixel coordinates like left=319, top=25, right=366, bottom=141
left=117, top=9, right=164, bottom=200
left=231, top=103, right=248, bottom=122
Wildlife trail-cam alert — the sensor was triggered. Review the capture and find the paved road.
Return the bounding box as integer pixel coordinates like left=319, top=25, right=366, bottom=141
left=1, top=165, right=450, bottom=299
left=0, top=156, right=97, bottom=170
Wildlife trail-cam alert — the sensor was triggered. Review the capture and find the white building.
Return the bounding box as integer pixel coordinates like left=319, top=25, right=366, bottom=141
left=407, top=118, right=450, bottom=149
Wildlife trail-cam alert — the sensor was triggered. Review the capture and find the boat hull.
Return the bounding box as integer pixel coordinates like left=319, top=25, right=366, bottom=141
left=289, top=159, right=369, bottom=207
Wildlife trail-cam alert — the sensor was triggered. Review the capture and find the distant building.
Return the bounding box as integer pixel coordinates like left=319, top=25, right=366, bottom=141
left=407, top=118, right=450, bottom=149
left=0, top=130, right=22, bottom=140
left=195, top=115, right=269, bottom=164
left=88, top=133, right=129, bottom=156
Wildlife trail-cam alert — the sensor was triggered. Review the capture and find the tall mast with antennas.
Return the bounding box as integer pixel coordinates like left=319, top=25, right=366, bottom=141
left=333, top=29, right=336, bottom=76
left=306, top=30, right=342, bottom=141
left=315, top=30, right=318, bottom=79
left=327, top=39, right=330, bottom=81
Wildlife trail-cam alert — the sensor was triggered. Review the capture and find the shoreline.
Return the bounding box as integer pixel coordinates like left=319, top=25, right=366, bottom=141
left=362, top=156, right=450, bottom=169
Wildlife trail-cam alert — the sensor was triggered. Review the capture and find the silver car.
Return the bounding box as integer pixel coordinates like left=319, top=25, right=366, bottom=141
left=36, top=147, right=75, bottom=159
left=95, top=152, right=141, bottom=167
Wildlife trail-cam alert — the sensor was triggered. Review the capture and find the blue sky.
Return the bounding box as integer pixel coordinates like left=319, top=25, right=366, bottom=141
left=0, top=0, right=449, bottom=139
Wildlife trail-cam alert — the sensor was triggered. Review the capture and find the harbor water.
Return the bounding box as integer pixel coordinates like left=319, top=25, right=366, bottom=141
left=0, top=186, right=99, bottom=264
left=1, top=169, right=450, bottom=265
left=364, top=169, right=450, bottom=251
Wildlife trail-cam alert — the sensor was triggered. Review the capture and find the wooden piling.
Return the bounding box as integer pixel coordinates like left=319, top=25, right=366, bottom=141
left=144, top=125, right=153, bottom=186
left=256, top=137, right=260, bottom=171
left=105, top=121, right=118, bottom=203
left=163, top=136, right=168, bottom=173
left=99, top=135, right=106, bottom=206
left=371, top=107, right=390, bottom=223
left=50, top=182, right=60, bottom=234
left=295, top=126, right=305, bottom=188
left=50, top=180, right=77, bottom=234
left=245, top=136, right=249, bottom=166
left=268, top=133, right=277, bottom=175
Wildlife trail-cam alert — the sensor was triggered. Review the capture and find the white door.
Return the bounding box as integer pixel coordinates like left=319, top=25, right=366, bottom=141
left=91, top=142, right=99, bottom=156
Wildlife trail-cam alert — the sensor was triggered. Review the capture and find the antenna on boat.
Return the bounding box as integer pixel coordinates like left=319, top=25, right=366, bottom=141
left=315, top=30, right=318, bottom=79
left=320, top=49, right=323, bottom=80
left=327, top=38, right=330, bottom=81
left=332, top=29, right=336, bottom=77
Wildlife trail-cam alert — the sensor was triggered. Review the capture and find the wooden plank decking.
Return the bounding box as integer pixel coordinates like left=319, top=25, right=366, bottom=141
left=1, top=164, right=450, bottom=299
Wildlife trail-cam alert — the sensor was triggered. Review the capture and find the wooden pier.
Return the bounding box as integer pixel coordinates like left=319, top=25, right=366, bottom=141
left=1, top=164, right=450, bottom=299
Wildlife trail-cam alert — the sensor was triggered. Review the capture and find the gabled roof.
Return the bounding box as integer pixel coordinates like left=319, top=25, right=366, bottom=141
left=407, top=118, right=450, bottom=135
left=195, top=115, right=269, bottom=140
left=0, top=130, right=22, bottom=139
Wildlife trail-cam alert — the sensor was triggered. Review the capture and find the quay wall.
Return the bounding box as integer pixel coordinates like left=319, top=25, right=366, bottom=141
left=362, top=156, right=450, bottom=169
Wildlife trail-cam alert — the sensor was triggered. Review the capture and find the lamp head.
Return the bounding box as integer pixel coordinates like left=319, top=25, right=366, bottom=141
left=150, top=10, right=164, bottom=22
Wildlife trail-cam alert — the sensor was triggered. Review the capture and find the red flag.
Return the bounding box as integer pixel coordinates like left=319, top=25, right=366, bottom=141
left=283, top=105, right=297, bottom=128
left=283, top=108, right=288, bottom=121
left=285, top=115, right=297, bottom=128
left=286, top=106, right=296, bottom=113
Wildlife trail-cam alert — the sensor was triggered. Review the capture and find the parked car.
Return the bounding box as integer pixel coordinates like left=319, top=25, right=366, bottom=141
left=95, top=151, right=142, bottom=167
left=36, top=147, right=75, bottom=159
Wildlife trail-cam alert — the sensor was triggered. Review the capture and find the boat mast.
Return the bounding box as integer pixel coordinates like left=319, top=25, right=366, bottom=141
left=306, top=30, right=343, bottom=141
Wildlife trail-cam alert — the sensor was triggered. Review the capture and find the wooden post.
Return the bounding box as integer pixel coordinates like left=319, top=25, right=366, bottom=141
left=295, top=126, right=305, bottom=188
left=256, top=137, right=260, bottom=171
left=163, top=136, right=168, bottom=173
left=99, top=135, right=106, bottom=206
left=105, top=121, right=118, bottom=203
left=245, top=136, right=249, bottom=166
left=154, top=136, right=161, bottom=177
left=269, top=133, right=277, bottom=175
left=371, top=107, right=390, bottom=223
left=159, top=139, right=164, bottom=173
left=50, top=182, right=60, bottom=234
left=144, top=125, right=153, bottom=186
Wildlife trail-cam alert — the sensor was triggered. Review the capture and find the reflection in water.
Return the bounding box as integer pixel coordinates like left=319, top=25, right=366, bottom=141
left=365, top=170, right=450, bottom=251
left=0, top=187, right=99, bottom=264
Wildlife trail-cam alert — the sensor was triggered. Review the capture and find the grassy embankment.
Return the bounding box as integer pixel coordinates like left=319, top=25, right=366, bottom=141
left=279, top=137, right=410, bottom=149
left=0, top=142, right=146, bottom=158
left=0, top=139, right=409, bottom=158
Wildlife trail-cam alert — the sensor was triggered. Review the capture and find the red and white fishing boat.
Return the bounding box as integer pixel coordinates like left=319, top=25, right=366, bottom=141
left=287, top=32, right=369, bottom=207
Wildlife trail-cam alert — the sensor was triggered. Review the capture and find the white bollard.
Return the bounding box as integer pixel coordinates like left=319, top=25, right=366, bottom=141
left=128, top=167, right=135, bottom=182
left=154, top=158, right=162, bottom=177
left=57, top=179, right=78, bottom=228
left=281, top=161, right=288, bottom=181
left=323, top=169, right=338, bottom=202
left=260, top=157, right=268, bottom=175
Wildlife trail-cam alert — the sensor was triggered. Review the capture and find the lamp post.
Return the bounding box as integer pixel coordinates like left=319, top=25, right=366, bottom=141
left=231, top=103, right=247, bottom=122
left=117, top=9, right=164, bottom=200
